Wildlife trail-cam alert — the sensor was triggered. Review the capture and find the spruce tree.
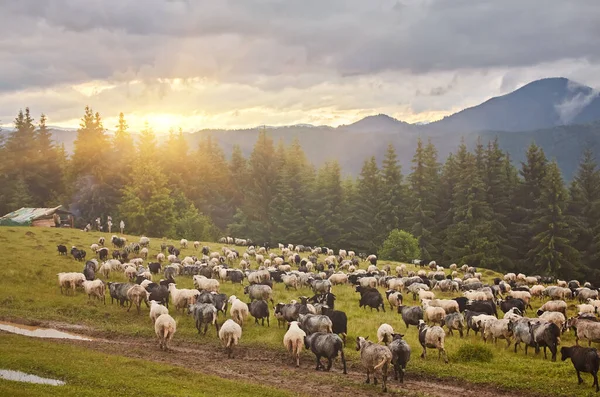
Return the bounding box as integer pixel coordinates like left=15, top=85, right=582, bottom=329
left=353, top=156, right=383, bottom=252
left=528, top=161, right=580, bottom=279
left=380, top=144, right=408, bottom=238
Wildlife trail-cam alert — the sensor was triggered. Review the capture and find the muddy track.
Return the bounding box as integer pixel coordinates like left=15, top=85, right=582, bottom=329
left=2, top=318, right=535, bottom=397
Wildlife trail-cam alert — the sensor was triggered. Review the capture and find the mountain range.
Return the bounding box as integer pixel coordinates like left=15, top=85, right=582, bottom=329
left=4, top=77, right=600, bottom=180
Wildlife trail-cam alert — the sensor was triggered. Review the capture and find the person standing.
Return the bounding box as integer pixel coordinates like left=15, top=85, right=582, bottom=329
left=107, top=220, right=113, bottom=233
left=120, top=220, right=125, bottom=234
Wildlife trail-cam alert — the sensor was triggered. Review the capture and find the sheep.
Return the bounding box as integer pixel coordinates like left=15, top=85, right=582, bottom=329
left=154, top=313, right=176, bottom=351
left=218, top=319, right=242, bottom=358
left=424, top=306, right=446, bottom=325
left=466, top=300, right=498, bottom=317
left=358, top=277, right=378, bottom=289
left=578, top=304, right=596, bottom=316
left=388, top=333, right=411, bottom=383
left=328, top=273, right=348, bottom=286
left=283, top=321, right=306, bottom=367
left=304, top=332, right=347, bottom=374
left=385, top=290, right=403, bottom=311
left=530, top=284, right=545, bottom=298
left=82, top=279, right=105, bottom=304
left=355, top=336, right=392, bottom=392
left=588, top=299, right=600, bottom=313
left=503, top=307, right=523, bottom=321
left=530, top=321, right=561, bottom=361
left=149, top=300, right=169, bottom=324
left=398, top=305, right=424, bottom=329
left=356, top=286, right=385, bottom=312
left=377, top=323, right=395, bottom=345
left=192, top=275, right=220, bottom=293
left=188, top=302, right=219, bottom=335
left=463, top=290, right=487, bottom=301
left=482, top=318, right=512, bottom=347
left=156, top=253, right=165, bottom=262
left=499, top=298, right=527, bottom=315
left=443, top=312, right=465, bottom=337
left=243, top=284, right=274, bottom=304
left=126, top=284, right=150, bottom=314
left=569, top=317, right=600, bottom=346
left=139, top=247, right=148, bottom=260
left=180, top=239, right=188, bottom=249
left=578, top=288, right=599, bottom=303
left=425, top=298, right=459, bottom=314
left=298, top=313, right=333, bottom=334
left=282, top=274, right=299, bottom=290
left=229, top=295, right=249, bottom=327
left=418, top=320, right=448, bottom=363
left=168, top=284, right=199, bottom=314
left=561, top=346, right=600, bottom=392
left=57, top=272, right=85, bottom=295
left=248, top=300, right=270, bottom=326
left=537, top=300, right=567, bottom=317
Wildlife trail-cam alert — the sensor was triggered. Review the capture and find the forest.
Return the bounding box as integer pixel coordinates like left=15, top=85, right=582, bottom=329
left=1, top=106, right=599, bottom=283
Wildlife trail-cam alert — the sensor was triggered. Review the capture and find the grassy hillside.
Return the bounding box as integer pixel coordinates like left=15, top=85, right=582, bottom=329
left=0, top=226, right=596, bottom=396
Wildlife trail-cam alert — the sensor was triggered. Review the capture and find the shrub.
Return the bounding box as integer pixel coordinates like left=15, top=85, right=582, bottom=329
left=379, top=229, right=421, bottom=262
left=455, top=344, right=493, bottom=362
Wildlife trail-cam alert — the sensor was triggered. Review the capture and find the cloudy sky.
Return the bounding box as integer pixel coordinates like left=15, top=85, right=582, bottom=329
left=1, top=0, right=599, bottom=132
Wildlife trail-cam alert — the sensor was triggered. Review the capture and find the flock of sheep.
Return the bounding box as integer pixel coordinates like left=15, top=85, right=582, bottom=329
left=55, top=235, right=600, bottom=393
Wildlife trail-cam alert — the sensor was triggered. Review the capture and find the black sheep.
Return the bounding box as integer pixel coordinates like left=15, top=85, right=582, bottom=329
left=148, top=262, right=162, bottom=274
left=145, top=283, right=169, bottom=308
left=321, top=306, right=347, bottom=344
left=500, top=298, right=527, bottom=314
left=248, top=300, right=270, bottom=326
left=57, top=245, right=67, bottom=255
left=466, top=300, right=497, bottom=317
left=388, top=333, right=411, bottom=383
left=561, top=345, right=600, bottom=392
left=453, top=297, right=469, bottom=313
left=97, top=247, right=109, bottom=261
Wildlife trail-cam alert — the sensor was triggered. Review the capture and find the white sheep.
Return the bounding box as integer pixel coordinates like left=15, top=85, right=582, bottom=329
left=424, top=306, right=446, bottom=325
left=168, top=284, right=199, bottom=313
left=219, top=319, right=242, bottom=358
left=229, top=295, right=249, bottom=327
left=98, top=262, right=112, bottom=278
left=193, top=275, right=220, bottom=293
left=149, top=300, right=169, bottom=323
left=482, top=318, right=512, bottom=346
left=578, top=304, right=596, bottom=315
left=154, top=313, right=176, bottom=350
left=193, top=241, right=200, bottom=250
left=283, top=321, right=306, bottom=367
left=539, top=311, right=566, bottom=330
left=127, top=284, right=150, bottom=314
left=156, top=253, right=165, bottom=262
left=57, top=272, right=85, bottom=295
left=140, top=247, right=148, bottom=259
left=82, top=279, right=105, bottom=303
left=377, top=323, right=395, bottom=345
left=418, top=320, right=448, bottom=363
left=180, top=239, right=188, bottom=248
left=328, top=273, right=348, bottom=285
left=418, top=289, right=435, bottom=301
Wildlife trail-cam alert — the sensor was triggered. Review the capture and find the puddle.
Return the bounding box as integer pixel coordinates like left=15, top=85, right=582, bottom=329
left=0, top=321, right=93, bottom=341
left=0, top=369, right=65, bottom=386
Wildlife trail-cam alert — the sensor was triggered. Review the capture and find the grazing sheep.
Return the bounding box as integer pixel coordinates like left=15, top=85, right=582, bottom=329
left=284, top=321, right=306, bottom=367
left=509, top=290, right=532, bottom=309
left=539, top=311, right=566, bottom=330
left=568, top=317, right=600, bottom=346
left=377, top=323, right=395, bottom=345
left=126, top=284, right=150, bottom=314
left=356, top=336, right=392, bottom=392
left=443, top=312, right=465, bottom=337
left=424, top=306, right=446, bottom=325
left=168, top=284, right=199, bottom=314
left=188, top=302, right=219, bottom=335
left=282, top=274, right=299, bottom=290
left=561, top=345, right=600, bottom=392
left=248, top=300, right=270, bottom=327
left=304, top=332, right=347, bottom=374
left=385, top=290, right=403, bottom=311
left=418, top=289, right=435, bottom=301
left=537, top=300, right=567, bottom=317
left=530, top=321, right=561, bottom=361
left=57, top=272, right=85, bottom=295
left=82, top=279, right=105, bottom=304
left=578, top=288, right=600, bottom=303
left=482, top=318, right=512, bottom=347
left=180, top=239, right=188, bottom=249
left=398, top=305, right=424, bottom=329
left=229, top=295, right=249, bottom=327
left=149, top=300, right=169, bottom=323
left=218, top=319, right=242, bottom=358
left=328, top=273, right=348, bottom=286
left=424, top=298, right=459, bottom=314
left=388, top=333, right=411, bottom=382
left=193, top=275, right=220, bottom=293
left=154, top=313, right=176, bottom=350
left=418, top=320, right=448, bottom=363
left=298, top=313, right=333, bottom=334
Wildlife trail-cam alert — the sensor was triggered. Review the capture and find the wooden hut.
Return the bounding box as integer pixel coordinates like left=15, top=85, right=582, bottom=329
left=0, top=206, right=74, bottom=227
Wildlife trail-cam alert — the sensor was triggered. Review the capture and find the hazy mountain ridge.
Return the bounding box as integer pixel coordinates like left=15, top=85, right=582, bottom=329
left=3, top=77, right=600, bottom=180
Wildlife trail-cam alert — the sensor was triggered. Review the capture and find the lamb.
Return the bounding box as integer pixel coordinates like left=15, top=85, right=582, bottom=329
left=139, top=247, right=148, bottom=260
left=355, top=336, right=392, bottom=392
left=57, top=272, right=86, bottom=295
left=537, top=300, right=567, bottom=317
left=218, top=319, right=242, bottom=358
left=482, top=318, right=512, bottom=347
left=388, top=333, right=411, bottom=383
left=82, top=279, right=105, bottom=304
left=298, top=313, right=333, bottom=334
left=228, top=295, right=249, bottom=327
left=418, top=320, right=448, bottom=363
left=188, top=302, right=219, bottom=335
left=248, top=300, right=270, bottom=326
left=154, top=313, right=176, bottom=350
left=443, top=312, right=465, bottom=337
left=304, top=332, right=347, bottom=374
left=243, top=284, right=274, bottom=304
left=168, top=283, right=199, bottom=313
left=149, top=300, right=169, bottom=323
left=398, top=305, right=424, bottom=329
left=192, top=275, right=220, bottom=293
left=561, top=346, right=600, bottom=392
left=503, top=307, right=523, bottom=321
left=283, top=321, right=306, bottom=367
left=424, top=306, right=446, bottom=325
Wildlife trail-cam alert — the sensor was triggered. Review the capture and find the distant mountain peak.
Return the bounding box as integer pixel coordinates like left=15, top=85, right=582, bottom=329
left=340, top=113, right=410, bottom=133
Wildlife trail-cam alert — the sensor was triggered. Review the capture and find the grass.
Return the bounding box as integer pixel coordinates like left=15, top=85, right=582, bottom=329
left=0, top=333, right=299, bottom=397
left=0, top=226, right=598, bottom=396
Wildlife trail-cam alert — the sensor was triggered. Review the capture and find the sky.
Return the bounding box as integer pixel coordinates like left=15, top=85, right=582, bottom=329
left=1, top=0, right=600, bottom=132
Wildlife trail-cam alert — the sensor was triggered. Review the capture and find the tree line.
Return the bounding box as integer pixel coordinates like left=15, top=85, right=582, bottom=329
left=0, top=107, right=599, bottom=283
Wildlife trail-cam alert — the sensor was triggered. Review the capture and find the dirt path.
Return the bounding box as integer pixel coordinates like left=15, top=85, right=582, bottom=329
left=2, top=318, right=533, bottom=397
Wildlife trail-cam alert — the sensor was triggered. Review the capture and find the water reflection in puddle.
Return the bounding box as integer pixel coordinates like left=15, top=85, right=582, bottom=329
left=0, top=321, right=92, bottom=341
left=0, top=369, right=65, bottom=386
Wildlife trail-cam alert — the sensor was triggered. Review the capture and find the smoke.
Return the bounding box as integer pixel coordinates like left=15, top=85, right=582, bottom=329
left=555, top=80, right=599, bottom=124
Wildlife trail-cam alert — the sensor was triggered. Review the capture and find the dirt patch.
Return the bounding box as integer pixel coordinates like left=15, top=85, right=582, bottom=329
left=0, top=317, right=538, bottom=397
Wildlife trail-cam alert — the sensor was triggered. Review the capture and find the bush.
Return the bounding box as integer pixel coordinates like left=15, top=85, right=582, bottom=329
left=378, top=229, right=421, bottom=262
left=455, top=344, right=493, bottom=362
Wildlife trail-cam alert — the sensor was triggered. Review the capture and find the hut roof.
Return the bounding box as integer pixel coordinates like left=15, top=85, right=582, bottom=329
left=0, top=206, right=72, bottom=224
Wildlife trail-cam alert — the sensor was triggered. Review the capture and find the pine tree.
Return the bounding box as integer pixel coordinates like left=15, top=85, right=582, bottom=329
left=380, top=144, right=408, bottom=239
left=437, top=153, right=459, bottom=262
left=229, top=144, right=248, bottom=213
left=308, top=161, right=344, bottom=247
left=528, top=161, right=580, bottom=279
left=352, top=156, right=383, bottom=252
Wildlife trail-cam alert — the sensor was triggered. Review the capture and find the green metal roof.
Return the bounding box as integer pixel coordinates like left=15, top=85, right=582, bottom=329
left=0, top=206, right=71, bottom=224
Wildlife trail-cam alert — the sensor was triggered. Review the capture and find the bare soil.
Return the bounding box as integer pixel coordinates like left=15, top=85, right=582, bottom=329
left=1, top=317, right=538, bottom=397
